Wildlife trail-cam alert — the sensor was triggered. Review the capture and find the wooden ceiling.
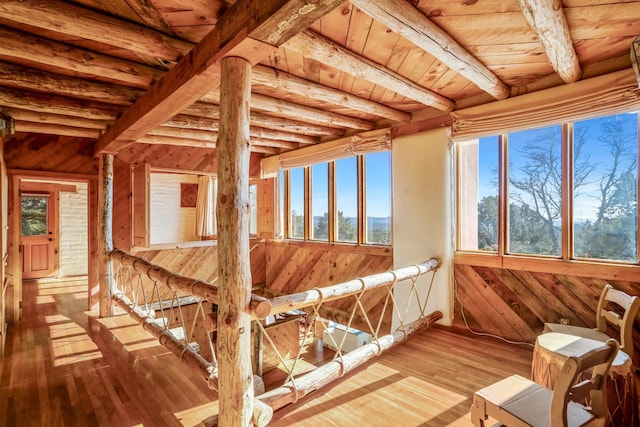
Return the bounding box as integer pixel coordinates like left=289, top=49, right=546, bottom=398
left=0, top=0, right=639, bottom=161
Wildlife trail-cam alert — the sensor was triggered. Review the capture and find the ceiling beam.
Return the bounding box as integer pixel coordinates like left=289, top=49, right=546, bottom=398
left=350, top=0, right=510, bottom=100
left=202, top=90, right=375, bottom=131
left=285, top=31, right=455, bottom=111
left=1, top=108, right=111, bottom=130
left=0, top=0, right=192, bottom=62
left=94, top=0, right=344, bottom=155
left=251, top=65, right=411, bottom=123
left=14, top=121, right=102, bottom=138
left=0, top=27, right=162, bottom=88
left=517, top=0, right=581, bottom=83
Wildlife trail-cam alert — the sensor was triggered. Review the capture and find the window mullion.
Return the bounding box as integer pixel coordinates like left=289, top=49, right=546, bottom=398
left=498, top=134, right=508, bottom=255
left=562, top=123, right=574, bottom=260
left=357, top=155, right=365, bottom=245
left=328, top=162, right=336, bottom=242
left=304, top=166, right=310, bottom=241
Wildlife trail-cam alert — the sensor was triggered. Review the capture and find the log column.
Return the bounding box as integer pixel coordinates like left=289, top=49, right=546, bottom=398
left=216, top=56, right=254, bottom=426
left=98, top=153, right=114, bottom=317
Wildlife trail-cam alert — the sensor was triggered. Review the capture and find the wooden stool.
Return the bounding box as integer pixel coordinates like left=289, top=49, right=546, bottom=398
left=532, top=333, right=639, bottom=427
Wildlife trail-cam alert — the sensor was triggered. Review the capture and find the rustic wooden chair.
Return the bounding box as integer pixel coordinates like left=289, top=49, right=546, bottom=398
left=544, top=284, right=640, bottom=360
left=470, top=339, right=618, bottom=427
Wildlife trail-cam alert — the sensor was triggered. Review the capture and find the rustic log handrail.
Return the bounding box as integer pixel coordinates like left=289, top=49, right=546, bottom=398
left=257, top=310, right=443, bottom=412
left=110, top=248, right=272, bottom=319
left=111, top=289, right=217, bottom=384
left=264, top=257, right=440, bottom=317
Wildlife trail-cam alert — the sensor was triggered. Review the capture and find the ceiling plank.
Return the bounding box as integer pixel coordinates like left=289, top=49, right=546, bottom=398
left=285, top=31, right=455, bottom=111
left=1, top=108, right=111, bottom=130
left=350, top=0, right=510, bottom=100
left=0, top=0, right=192, bottom=62
left=95, top=0, right=345, bottom=154
left=251, top=65, right=411, bottom=122
left=517, top=0, right=581, bottom=83
left=123, top=0, right=178, bottom=36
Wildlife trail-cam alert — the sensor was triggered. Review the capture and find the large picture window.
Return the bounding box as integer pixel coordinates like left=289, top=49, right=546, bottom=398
left=280, top=152, right=392, bottom=246
left=456, top=111, right=639, bottom=263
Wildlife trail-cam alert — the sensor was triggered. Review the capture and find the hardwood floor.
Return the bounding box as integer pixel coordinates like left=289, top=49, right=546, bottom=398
left=1, top=277, right=540, bottom=426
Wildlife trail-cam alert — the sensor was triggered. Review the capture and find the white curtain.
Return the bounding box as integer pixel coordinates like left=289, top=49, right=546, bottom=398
left=195, top=175, right=216, bottom=237
left=451, top=68, right=640, bottom=141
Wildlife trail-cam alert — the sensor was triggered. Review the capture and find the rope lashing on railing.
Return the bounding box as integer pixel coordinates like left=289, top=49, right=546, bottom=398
left=111, top=248, right=271, bottom=319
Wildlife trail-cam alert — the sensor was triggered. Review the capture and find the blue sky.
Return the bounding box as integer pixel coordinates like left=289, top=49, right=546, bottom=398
left=287, top=151, right=392, bottom=219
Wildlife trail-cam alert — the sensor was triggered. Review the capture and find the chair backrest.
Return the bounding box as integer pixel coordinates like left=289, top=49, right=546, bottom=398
left=550, top=339, right=618, bottom=427
left=595, top=284, right=640, bottom=358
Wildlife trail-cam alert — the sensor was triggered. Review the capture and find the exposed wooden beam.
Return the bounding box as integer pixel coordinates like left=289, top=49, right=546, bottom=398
left=182, top=104, right=345, bottom=137
left=0, top=61, right=142, bottom=106
left=251, top=65, right=412, bottom=122
left=14, top=121, right=102, bottom=138
left=350, top=0, right=510, bottom=100
left=1, top=108, right=111, bottom=130
left=0, top=27, right=162, bottom=88
left=121, top=0, right=178, bottom=36
left=285, top=31, right=455, bottom=111
left=202, top=90, right=375, bottom=131
left=162, top=117, right=317, bottom=144
left=0, top=87, right=122, bottom=121
left=149, top=126, right=300, bottom=150
left=94, top=0, right=344, bottom=155
left=517, top=0, right=581, bottom=83
left=0, top=0, right=192, bottom=62
left=136, top=134, right=280, bottom=154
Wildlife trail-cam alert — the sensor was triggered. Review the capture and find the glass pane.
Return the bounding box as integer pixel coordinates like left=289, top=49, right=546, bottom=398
left=336, top=157, right=358, bottom=243
left=311, top=163, right=329, bottom=240
left=21, top=196, right=48, bottom=236
left=457, top=137, right=499, bottom=251
left=508, top=126, right=562, bottom=256
left=574, top=112, right=638, bottom=262
left=365, top=152, right=392, bottom=245
left=249, top=183, right=257, bottom=235
left=289, top=167, right=305, bottom=239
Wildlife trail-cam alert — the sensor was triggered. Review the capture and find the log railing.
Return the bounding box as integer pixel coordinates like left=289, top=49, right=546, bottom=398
left=109, top=249, right=442, bottom=426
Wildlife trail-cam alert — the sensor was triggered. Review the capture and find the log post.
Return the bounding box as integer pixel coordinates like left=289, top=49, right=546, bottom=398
left=216, top=56, right=254, bottom=426
left=98, top=153, right=114, bottom=317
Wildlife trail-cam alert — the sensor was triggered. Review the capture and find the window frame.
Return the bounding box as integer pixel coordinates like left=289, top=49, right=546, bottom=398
left=280, top=152, right=392, bottom=247
left=455, top=113, right=640, bottom=266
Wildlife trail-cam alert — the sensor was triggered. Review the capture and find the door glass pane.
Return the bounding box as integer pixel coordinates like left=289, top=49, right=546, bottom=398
left=508, top=126, right=562, bottom=256
left=365, top=152, right=392, bottom=245
left=336, top=157, right=357, bottom=243
left=21, top=196, right=48, bottom=236
left=311, top=163, right=329, bottom=240
left=573, top=112, right=638, bottom=262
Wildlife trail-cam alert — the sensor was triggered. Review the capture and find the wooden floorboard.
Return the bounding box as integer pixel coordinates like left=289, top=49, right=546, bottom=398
left=11, top=276, right=634, bottom=426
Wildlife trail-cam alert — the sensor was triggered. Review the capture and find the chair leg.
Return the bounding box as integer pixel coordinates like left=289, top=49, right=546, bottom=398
left=470, top=394, right=488, bottom=427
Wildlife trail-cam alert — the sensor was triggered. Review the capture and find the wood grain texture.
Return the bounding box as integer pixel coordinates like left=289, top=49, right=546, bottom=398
left=453, top=263, right=640, bottom=366
left=265, top=241, right=393, bottom=334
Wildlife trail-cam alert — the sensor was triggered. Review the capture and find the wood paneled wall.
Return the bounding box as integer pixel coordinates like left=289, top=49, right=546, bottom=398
left=265, top=240, right=393, bottom=333
left=453, top=262, right=640, bottom=364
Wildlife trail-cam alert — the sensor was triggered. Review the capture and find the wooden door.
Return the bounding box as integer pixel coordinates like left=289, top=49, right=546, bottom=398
left=21, top=193, right=56, bottom=279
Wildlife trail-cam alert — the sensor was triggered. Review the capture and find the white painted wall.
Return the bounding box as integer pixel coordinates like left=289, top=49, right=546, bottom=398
left=59, top=182, right=88, bottom=277
left=392, top=127, right=453, bottom=330
left=150, top=173, right=199, bottom=244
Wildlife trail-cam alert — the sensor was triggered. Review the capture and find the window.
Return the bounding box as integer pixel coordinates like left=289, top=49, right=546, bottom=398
left=508, top=126, right=562, bottom=256
left=289, top=167, right=305, bottom=239
left=573, top=114, right=638, bottom=262
left=281, top=152, right=392, bottom=246
left=311, top=163, right=329, bottom=241
left=364, top=152, right=391, bottom=245
left=457, top=137, right=499, bottom=252
left=335, top=157, right=357, bottom=243
left=456, top=111, right=639, bottom=263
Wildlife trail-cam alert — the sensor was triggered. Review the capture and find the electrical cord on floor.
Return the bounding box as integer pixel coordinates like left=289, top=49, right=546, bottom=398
left=453, top=275, right=534, bottom=348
